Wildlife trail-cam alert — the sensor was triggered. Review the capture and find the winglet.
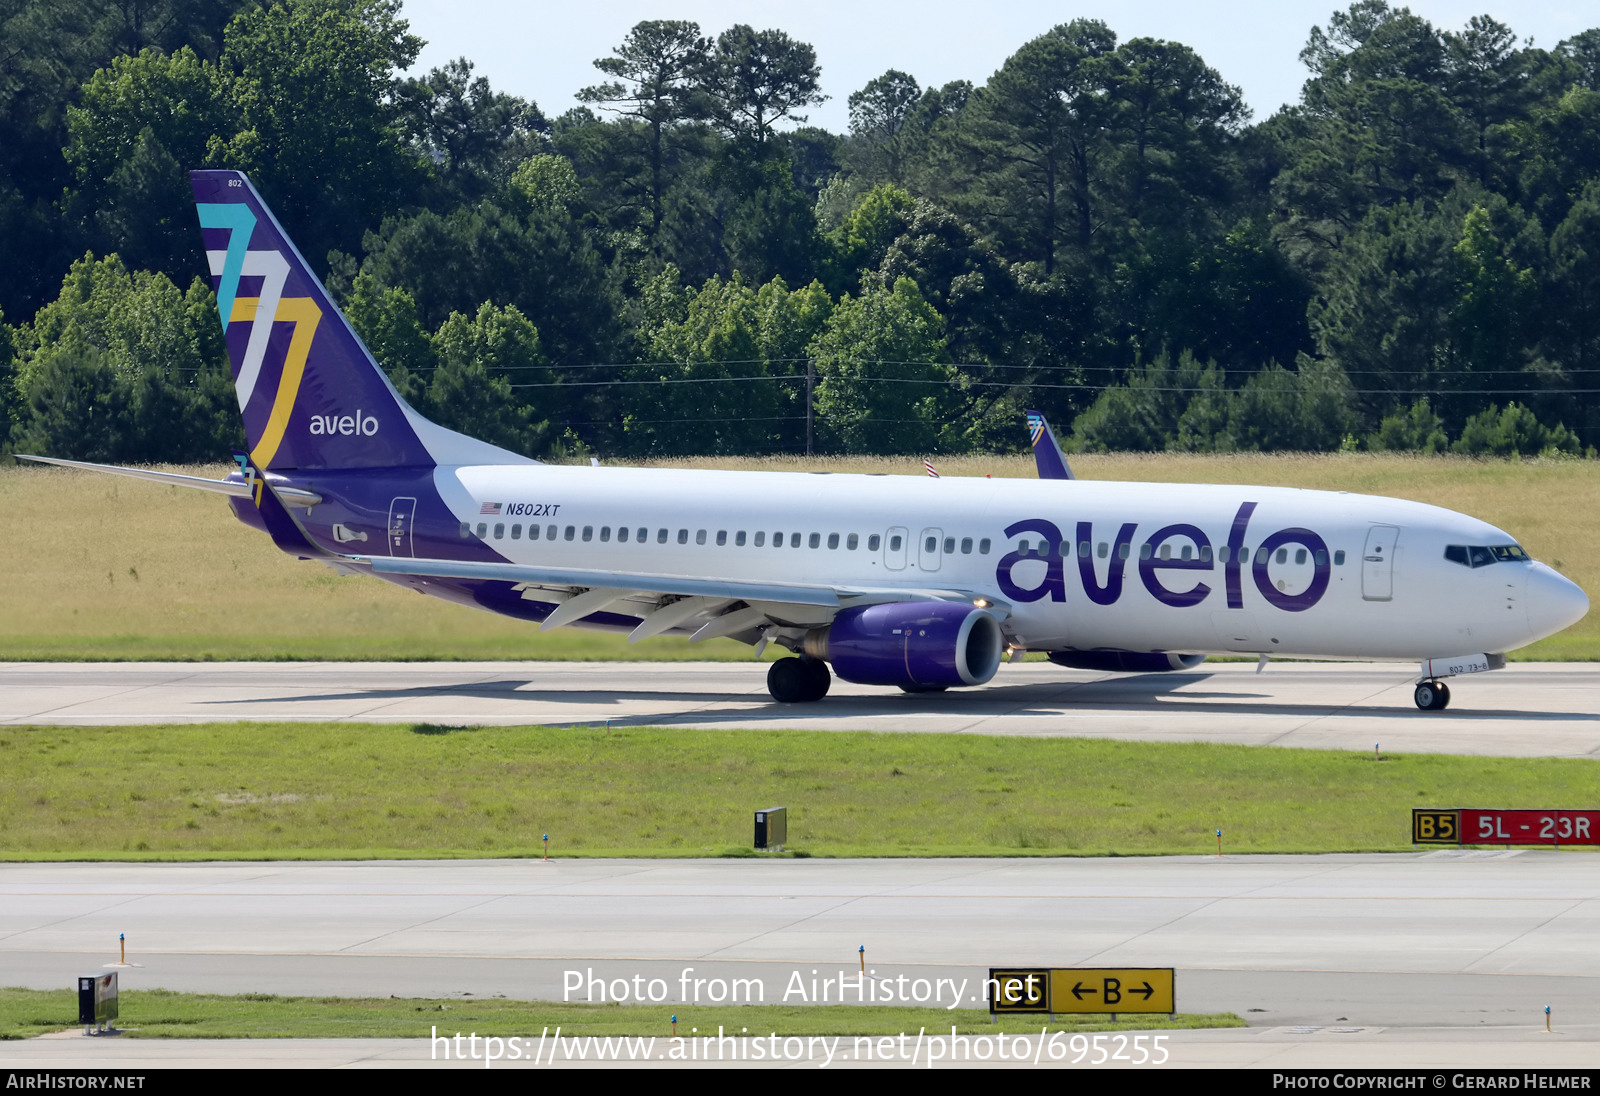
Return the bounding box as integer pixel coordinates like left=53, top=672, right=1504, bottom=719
left=1025, top=410, right=1074, bottom=480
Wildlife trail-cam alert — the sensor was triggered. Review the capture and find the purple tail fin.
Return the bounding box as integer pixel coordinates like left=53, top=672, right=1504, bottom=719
left=191, top=170, right=531, bottom=471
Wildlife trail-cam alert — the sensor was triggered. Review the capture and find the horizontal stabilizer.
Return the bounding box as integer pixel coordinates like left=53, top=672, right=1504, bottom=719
left=14, top=454, right=320, bottom=506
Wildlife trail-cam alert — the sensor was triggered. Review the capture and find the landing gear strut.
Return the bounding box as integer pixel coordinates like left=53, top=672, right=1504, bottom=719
left=768, top=656, right=831, bottom=703
left=1414, top=679, right=1451, bottom=711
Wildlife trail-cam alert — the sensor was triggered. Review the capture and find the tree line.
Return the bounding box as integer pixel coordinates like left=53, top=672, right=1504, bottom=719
left=2, top=0, right=1597, bottom=463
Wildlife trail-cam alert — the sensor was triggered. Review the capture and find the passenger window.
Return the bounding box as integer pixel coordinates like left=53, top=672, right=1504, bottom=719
left=754, top=531, right=766, bottom=547
left=1118, top=543, right=1130, bottom=560
left=1141, top=543, right=1153, bottom=561
left=511, top=524, right=522, bottom=540
left=790, top=533, right=801, bottom=548
left=979, top=538, right=991, bottom=554
left=1276, top=548, right=1287, bottom=564
left=657, top=528, right=668, bottom=544
left=809, top=533, right=821, bottom=549
left=848, top=534, right=859, bottom=550
left=1334, top=550, right=1345, bottom=566
left=494, top=523, right=505, bottom=539
left=1079, top=541, right=1091, bottom=558
left=925, top=536, right=937, bottom=553
left=827, top=533, right=839, bottom=549
left=868, top=534, right=881, bottom=551
left=564, top=526, right=576, bottom=541
left=582, top=526, right=593, bottom=542
left=889, top=535, right=903, bottom=551
left=1160, top=544, right=1172, bottom=560
left=529, top=524, right=541, bottom=541
left=960, top=537, right=972, bottom=554
left=678, top=529, right=688, bottom=544
left=599, top=526, right=610, bottom=542
left=1295, top=548, right=1307, bottom=565
left=716, top=530, right=727, bottom=546
left=695, top=529, right=706, bottom=545
left=476, top=523, right=487, bottom=538
left=1200, top=545, right=1212, bottom=563
left=1315, top=549, right=1326, bottom=566
left=774, top=531, right=784, bottom=548
left=547, top=525, right=557, bottom=541
left=1097, top=542, right=1107, bottom=559
left=943, top=537, right=955, bottom=554
left=736, top=531, right=747, bottom=546
left=459, top=522, right=470, bottom=538
left=1180, top=545, right=1191, bottom=561
left=1218, top=546, right=1230, bottom=563
left=617, top=527, right=629, bottom=543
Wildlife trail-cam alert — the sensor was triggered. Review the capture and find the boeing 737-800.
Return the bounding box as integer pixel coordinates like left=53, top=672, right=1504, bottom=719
left=19, top=171, right=1589, bottom=709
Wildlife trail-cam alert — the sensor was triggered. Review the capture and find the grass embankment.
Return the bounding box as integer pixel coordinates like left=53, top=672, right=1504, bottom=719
left=2, top=723, right=1594, bottom=859
left=0, top=452, right=1594, bottom=661
left=0, top=987, right=1241, bottom=1040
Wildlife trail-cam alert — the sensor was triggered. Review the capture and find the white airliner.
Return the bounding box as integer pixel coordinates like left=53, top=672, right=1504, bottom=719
left=19, top=171, right=1590, bottom=710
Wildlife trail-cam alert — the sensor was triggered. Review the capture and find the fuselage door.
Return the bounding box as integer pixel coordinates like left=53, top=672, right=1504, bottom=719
left=1362, top=524, right=1399, bottom=601
left=919, top=527, right=944, bottom=572
left=387, top=496, right=417, bottom=557
left=884, top=526, right=908, bottom=571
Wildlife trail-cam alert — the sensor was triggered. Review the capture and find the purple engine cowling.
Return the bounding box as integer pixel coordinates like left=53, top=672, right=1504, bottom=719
left=1047, top=650, right=1206, bottom=673
left=805, top=602, right=1005, bottom=689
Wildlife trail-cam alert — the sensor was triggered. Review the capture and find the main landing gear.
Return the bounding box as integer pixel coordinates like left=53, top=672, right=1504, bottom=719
left=1414, top=679, right=1451, bottom=711
left=768, top=655, right=831, bottom=703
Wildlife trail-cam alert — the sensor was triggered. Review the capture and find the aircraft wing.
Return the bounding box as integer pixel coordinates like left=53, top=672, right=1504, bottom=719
left=359, top=553, right=1009, bottom=643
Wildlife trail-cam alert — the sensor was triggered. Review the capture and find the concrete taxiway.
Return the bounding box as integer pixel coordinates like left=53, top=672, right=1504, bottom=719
left=1, top=660, right=1598, bottom=756
left=4, top=855, right=1600, bottom=1068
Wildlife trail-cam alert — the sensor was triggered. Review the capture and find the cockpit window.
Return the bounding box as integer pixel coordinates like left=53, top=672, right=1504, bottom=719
left=1445, top=544, right=1531, bottom=568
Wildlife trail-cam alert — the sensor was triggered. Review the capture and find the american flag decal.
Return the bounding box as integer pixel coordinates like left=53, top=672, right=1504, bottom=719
left=1028, top=413, right=1046, bottom=446
left=480, top=502, right=502, bottom=515
left=924, top=459, right=939, bottom=478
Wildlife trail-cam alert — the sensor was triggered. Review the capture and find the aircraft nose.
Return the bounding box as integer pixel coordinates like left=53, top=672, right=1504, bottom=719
left=1525, top=563, right=1589, bottom=642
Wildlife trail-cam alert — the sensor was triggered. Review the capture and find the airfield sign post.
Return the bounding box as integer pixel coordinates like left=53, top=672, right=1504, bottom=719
left=1413, top=807, right=1600, bottom=848
left=988, top=967, right=1175, bottom=1022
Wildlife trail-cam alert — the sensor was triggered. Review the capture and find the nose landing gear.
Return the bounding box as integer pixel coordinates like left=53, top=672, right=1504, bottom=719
left=1414, top=679, right=1451, bottom=711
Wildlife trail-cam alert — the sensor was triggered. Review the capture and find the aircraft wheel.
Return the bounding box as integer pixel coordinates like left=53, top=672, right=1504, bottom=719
left=799, top=655, right=831, bottom=700
left=1414, top=680, right=1450, bottom=711
left=768, top=657, right=828, bottom=703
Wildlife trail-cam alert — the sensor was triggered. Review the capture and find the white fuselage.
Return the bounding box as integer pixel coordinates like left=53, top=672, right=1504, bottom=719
left=430, top=465, right=1583, bottom=660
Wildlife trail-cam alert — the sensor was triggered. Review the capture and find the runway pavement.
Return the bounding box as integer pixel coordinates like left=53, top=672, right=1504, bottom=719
left=4, top=660, right=1599, bottom=1068
left=4, top=855, right=1600, bottom=1069
left=1, top=659, right=1598, bottom=756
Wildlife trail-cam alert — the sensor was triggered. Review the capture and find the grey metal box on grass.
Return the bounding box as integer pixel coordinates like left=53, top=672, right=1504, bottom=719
left=78, top=971, right=117, bottom=1033
left=755, top=806, right=787, bottom=850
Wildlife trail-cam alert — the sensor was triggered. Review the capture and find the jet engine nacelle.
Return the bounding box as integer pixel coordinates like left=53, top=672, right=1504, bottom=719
left=1047, top=650, right=1206, bottom=673
left=805, top=602, right=1004, bottom=690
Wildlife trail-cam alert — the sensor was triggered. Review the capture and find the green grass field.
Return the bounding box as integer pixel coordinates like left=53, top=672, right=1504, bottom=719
left=1, top=452, right=1594, bottom=661
left=2, top=722, right=1595, bottom=860
left=0, top=987, right=1241, bottom=1040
